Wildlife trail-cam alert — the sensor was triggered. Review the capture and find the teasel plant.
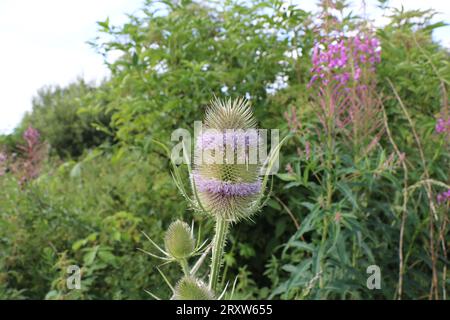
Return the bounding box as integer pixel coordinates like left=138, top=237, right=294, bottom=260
left=142, top=97, right=289, bottom=300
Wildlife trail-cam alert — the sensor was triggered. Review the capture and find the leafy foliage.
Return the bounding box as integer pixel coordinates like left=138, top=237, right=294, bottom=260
left=21, top=79, right=113, bottom=158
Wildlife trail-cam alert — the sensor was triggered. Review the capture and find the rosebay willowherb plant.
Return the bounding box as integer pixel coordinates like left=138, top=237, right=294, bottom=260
left=142, top=98, right=287, bottom=300
left=15, top=126, right=45, bottom=186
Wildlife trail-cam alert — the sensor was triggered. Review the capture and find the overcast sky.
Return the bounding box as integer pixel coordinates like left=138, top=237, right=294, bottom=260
left=0, top=0, right=449, bottom=134
left=0, top=0, right=143, bottom=134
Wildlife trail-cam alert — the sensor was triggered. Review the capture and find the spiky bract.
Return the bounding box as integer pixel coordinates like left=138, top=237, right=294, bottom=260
left=174, top=276, right=215, bottom=300
left=164, top=220, right=195, bottom=259
left=204, top=97, right=256, bottom=130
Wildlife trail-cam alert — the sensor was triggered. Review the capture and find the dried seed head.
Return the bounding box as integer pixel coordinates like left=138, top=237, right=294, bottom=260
left=174, top=276, right=215, bottom=300
left=164, top=220, right=195, bottom=259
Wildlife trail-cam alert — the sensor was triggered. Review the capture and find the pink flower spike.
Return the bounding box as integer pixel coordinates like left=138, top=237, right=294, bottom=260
left=23, top=126, right=40, bottom=147
left=435, top=118, right=450, bottom=134
left=192, top=173, right=261, bottom=197
left=437, top=189, right=450, bottom=204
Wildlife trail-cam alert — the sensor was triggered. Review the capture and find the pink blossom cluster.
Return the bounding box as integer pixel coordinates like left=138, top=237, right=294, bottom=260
left=437, top=189, right=450, bottom=204
left=309, top=34, right=381, bottom=87
left=435, top=117, right=450, bottom=134
left=19, top=126, right=42, bottom=184
left=0, top=152, right=7, bottom=176
left=24, top=126, right=40, bottom=147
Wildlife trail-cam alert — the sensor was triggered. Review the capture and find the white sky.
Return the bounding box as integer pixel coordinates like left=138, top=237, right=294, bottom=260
left=0, top=0, right=449, bottom=134
left=0, top=0, right=143, bottom=134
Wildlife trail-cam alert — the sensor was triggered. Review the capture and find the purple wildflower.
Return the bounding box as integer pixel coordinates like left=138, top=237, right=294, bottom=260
left=0, top=152, right=6, bottom=177
left=23, top=126, right=40, bottom=147
left=437, top=189, right=450, bottom=204
left=305, top=141, right=311, bottom=160
left=18, top=126, right=43, bottom=184
left=309, top=33, right=381, bottom=87
left=285, top=163, right=294, bottom=174
left=354, top=67, right=361, bottom=81
left=435, top=118, right=450, bottom=134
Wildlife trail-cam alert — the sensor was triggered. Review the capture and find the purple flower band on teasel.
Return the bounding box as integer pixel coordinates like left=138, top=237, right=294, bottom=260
left=196, top=130, right=261, bottom=151
left=309, top=34, right=381, bottom=87
left=192, top=173, right=261, bottom=197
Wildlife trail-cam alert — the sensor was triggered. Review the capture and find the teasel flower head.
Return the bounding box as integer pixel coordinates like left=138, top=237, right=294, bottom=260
left=174, top=276, right=215, bottom=300
left=164, top=220, right=195, bottom=260
left=191, top=98, right=265, bottom=222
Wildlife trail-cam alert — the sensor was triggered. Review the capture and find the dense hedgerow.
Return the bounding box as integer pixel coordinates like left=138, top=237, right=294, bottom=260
left=16, top=79, right=114, bottom=158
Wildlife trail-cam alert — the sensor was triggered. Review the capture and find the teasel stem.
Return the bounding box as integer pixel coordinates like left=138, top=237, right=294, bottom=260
left=209, top=217, right=229, bottom=293
left=180, top=258, right=190, bottom=277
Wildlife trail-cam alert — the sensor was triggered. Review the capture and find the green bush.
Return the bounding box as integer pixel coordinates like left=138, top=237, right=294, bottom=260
left=0, top=149, right=186, bottom=299
left=19, top=79, right=113, bottom=158
left=92, top=0, right=310, bottom=145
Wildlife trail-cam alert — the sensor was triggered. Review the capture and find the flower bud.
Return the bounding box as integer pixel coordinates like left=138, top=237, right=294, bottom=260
left=164, top=220, right=195, bottom=259
left=174, top=276, right=214, bottom=300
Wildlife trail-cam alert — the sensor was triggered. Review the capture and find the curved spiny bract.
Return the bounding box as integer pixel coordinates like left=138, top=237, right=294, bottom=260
left=174, top=276, right=215, bottom=300
left=204, top=97, right=257, bottom=130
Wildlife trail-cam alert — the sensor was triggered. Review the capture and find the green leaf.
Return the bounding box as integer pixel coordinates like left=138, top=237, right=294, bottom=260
left=276, top=173, right=297, bottom=182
